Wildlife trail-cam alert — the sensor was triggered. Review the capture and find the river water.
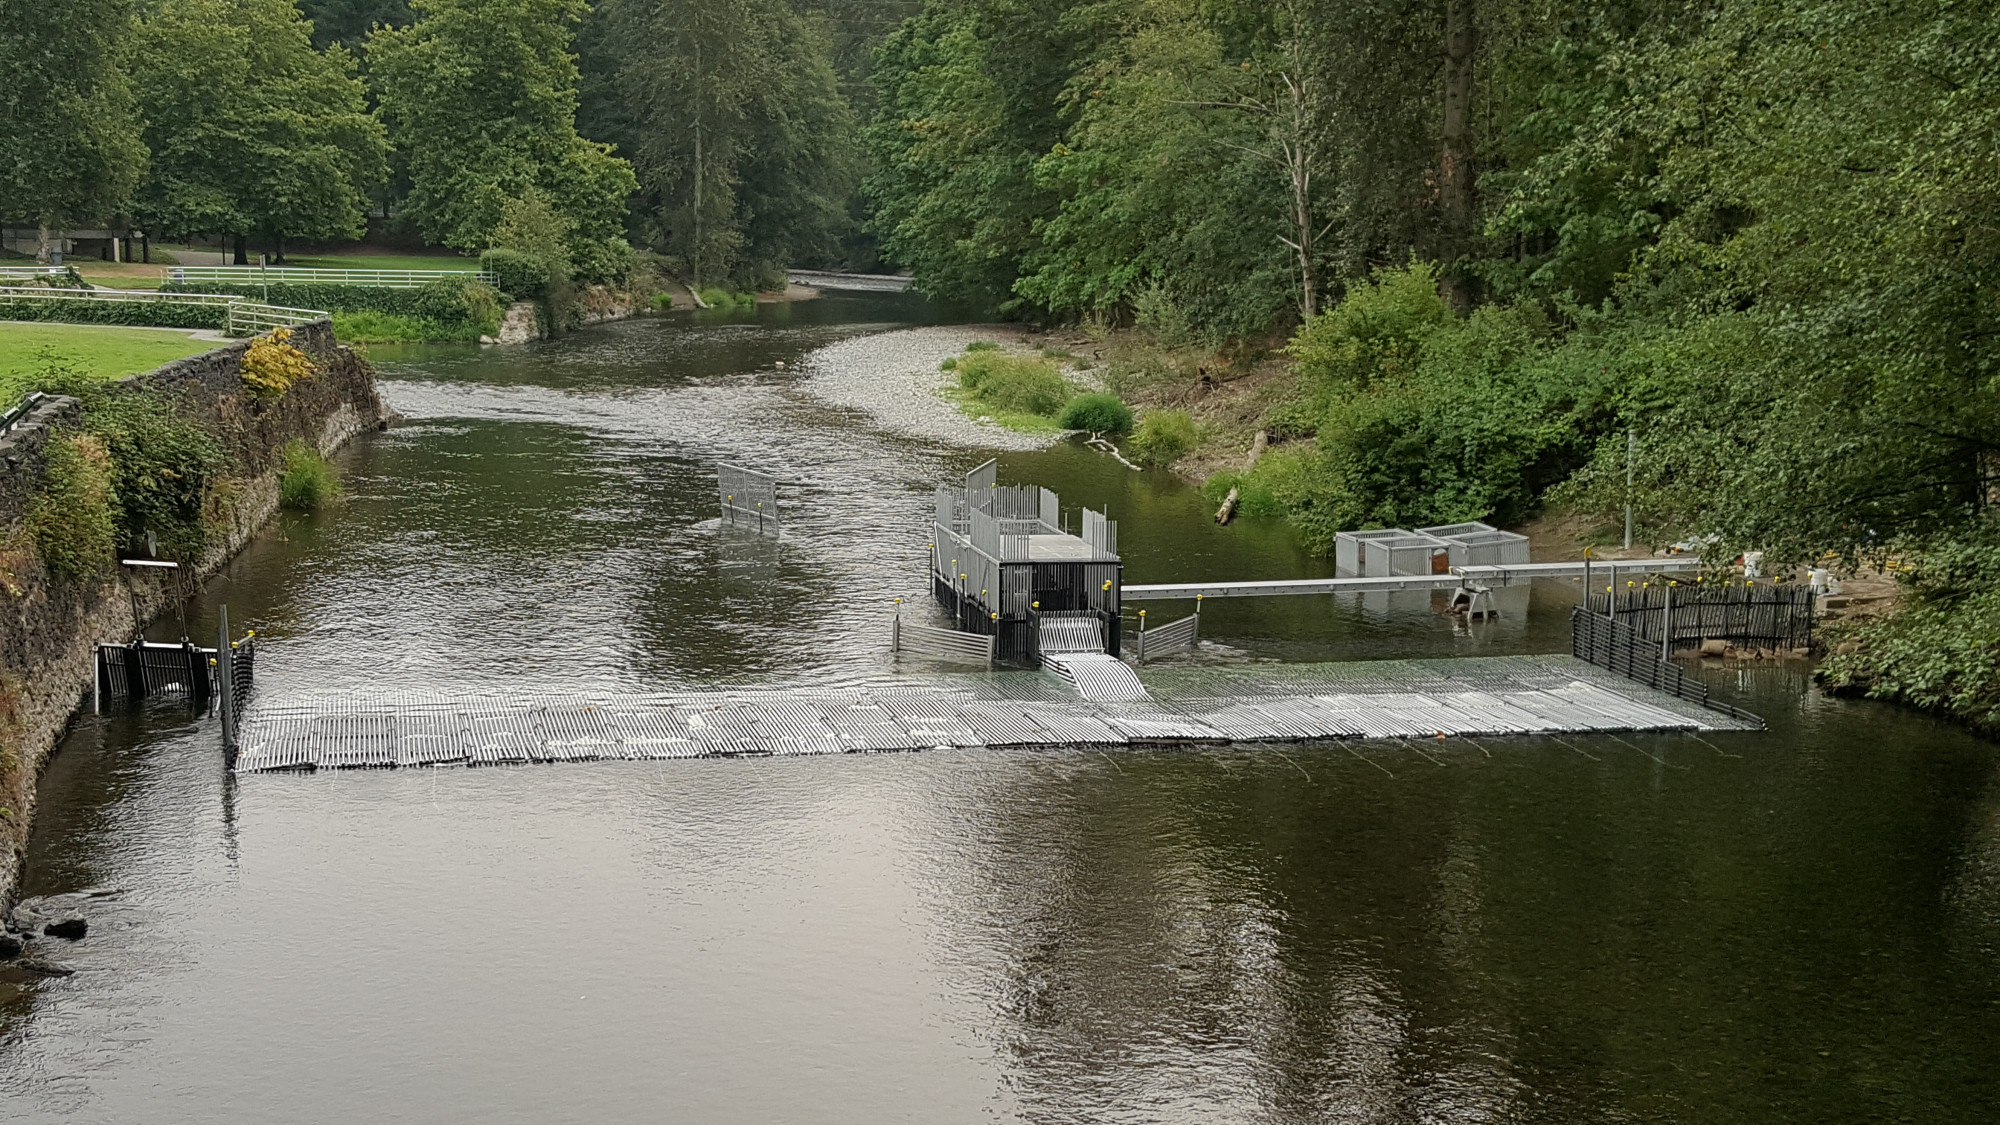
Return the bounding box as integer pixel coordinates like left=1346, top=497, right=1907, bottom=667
left=4, top=295, right=1997, bottom=1123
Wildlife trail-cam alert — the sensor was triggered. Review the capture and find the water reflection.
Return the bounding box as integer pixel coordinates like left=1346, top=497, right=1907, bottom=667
left=3, top=299, right=1997, bottom=1122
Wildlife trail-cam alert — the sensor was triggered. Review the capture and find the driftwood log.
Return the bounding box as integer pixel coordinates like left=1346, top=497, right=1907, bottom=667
left=1215, top=429, right=1269, bottom=524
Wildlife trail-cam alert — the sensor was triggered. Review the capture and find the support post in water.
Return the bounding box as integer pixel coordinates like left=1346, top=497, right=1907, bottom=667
left=217, top=604, right=237, bottom=764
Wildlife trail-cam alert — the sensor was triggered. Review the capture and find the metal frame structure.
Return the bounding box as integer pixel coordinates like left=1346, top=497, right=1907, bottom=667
left=931, top=460, right=1122, bottom=664
left=717, top=463, right=782, bottom=535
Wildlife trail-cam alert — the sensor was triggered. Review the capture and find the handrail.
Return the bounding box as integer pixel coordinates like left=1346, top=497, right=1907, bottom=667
left=164, top=265, right=493, bottom=287
left=0, top=285, right=240, bottom=304
left=1, top=390, right=48, bottom=436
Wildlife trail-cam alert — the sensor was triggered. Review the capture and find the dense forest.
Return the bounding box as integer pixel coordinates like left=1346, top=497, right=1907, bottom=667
left=1, top=0, right=1995, bottom=728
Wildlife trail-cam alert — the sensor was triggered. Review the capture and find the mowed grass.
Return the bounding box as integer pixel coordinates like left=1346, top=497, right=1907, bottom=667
left=0, top=322, right=215, bottom=406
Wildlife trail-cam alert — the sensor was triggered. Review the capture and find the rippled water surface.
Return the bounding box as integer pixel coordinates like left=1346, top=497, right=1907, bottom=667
left=4, top=296, right=1997, bottom=1123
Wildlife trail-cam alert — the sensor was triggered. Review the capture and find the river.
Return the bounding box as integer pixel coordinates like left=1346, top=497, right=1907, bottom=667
left=3, top=294, right=1996, bottom=1123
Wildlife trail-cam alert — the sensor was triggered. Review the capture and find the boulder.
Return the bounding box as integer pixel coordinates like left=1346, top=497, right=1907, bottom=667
left=42, top=915, right=87, bottom=941
left=1699, top=639, right=1728, bottom=656
left=0, top=933, right=22, bottom=959
left=6, top=903, right=47, bottom=934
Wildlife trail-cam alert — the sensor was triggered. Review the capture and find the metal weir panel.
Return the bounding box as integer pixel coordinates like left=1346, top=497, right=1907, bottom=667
left=231, top=654, right=1758, bottom=772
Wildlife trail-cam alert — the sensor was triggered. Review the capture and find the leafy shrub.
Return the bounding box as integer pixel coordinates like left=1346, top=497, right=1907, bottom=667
left=697, top=287, right=756, bottom=311
left=939, top=357, right=958, bottom=371
left=1819, top=529, right=2000, bottom=735
left=965, top=340, right=1000, bottom=352
left=481, top=248, right=550, bottom=297
left=332, top=310, right=432, bottom=342
left=165, top=280, right=503, bottom=339
left=956, top=351, right=1071, bottom=416
left=241, top=327, right=317, bottom=398
left=1127, top=409, right=1195, bottom=465
left=0, top=296, right=225, bottom=330
left=278, top=439, right=340, bottom=511
left=1058, top=393, right=1134, bottom=434
left=90, top=392, right=229, bottom=560
left=569, top=237, right=636, bottom=287
left=1287, top=260, right=1449, bottom=393
left=26, top=434, right=116, bottom=581
left=651, top=293, right=675, bottom=312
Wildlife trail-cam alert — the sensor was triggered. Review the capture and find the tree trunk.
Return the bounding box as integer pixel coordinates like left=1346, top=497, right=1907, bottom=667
left=274, top=236, right=286, bottom=265
left=1280, top=73, right=1320, bottom=320
left=35, top=224, right=53, bottom=265
left=1439, top=0, right=1477, bottom=313
left=141, top=233, right=150, bottom=264
left=232, top=234, right=248, bottom=265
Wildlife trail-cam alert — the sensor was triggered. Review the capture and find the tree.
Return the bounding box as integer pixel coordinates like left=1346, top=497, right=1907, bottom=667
left=0, top=0, right=147, bottom=261
left=130, top=0, right=388, bottom=262
left=866, top=0, right=1097, bottom=313
left=582, top=0, right=858, bottom=286
left=367, top=0, right=635, bottom=252
left=297, top=0, right=412, bottom=50
left=1014, top=0, right=1295, bottom=337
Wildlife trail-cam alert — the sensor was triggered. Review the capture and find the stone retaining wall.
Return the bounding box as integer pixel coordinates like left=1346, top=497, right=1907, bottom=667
left=0, top=322, right=381, bottom=902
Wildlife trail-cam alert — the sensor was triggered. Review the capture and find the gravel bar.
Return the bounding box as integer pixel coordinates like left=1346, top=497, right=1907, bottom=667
left=798, top=325, right=1059, bottom=451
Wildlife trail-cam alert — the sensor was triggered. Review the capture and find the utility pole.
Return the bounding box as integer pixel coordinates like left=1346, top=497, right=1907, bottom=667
left=1624, top=429, right=1635, bottom=550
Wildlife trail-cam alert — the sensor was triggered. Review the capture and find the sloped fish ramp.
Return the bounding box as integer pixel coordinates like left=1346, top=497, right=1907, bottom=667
left=231, top=655, right=1759, bottom=771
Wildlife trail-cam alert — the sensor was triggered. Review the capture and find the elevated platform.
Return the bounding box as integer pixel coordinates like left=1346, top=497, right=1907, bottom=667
left=1123, top=557, right=1706, bottom=600
left=231, top=654, right=1758, bottom=772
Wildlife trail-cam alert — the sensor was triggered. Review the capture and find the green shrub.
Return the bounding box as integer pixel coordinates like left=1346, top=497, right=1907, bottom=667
left=697, top=287, right=756, bottom=311
left=1058, top=393, right=1134, bottom=434
left=1127, top=408, right=1195, bottom=465
left=569, top=237, right=636, bottom=286
left=965, top=340, right=1000, bottom=352
left=164, top=280, right=503, bottom=338
left=481, top=248, right=550, bottom=297
left=956, top=351, right=1071, bottom=416
left=939, top=357, right=958, bottom=371
left=332, top=310, right=430, bottom=342
left=89, top=391, right=229, bottom=560
left=0, top=296, right=225, bottom=330
left=278, top=439, right=340, bottom=511
left=26, top=433, right=117, bottom=581
left=651, top=293, right=674, bottom=312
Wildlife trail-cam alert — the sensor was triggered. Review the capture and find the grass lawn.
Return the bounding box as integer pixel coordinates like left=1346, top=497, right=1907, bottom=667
left=1, top=322, right=216, bottom=407
left=288, top=254, right=480, bottom=272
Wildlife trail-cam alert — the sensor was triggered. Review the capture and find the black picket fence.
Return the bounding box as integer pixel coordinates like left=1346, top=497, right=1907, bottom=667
left=1585, top=582, right=1813, bottom=652
left=1570, top=608, right=1766, bottom=727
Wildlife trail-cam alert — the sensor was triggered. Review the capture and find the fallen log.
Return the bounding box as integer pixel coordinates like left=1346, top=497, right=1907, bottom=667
left=1215, top=429, right=1268, bottom=525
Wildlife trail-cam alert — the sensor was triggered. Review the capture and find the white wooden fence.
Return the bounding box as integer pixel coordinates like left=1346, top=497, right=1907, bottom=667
left=164, top=266, right=492, bottom=288
left=0, top=285, right=326, bottom=336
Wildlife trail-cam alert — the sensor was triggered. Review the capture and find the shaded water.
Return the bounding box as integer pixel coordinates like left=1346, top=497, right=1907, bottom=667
left=4, top=296, right=1997, bottom=1122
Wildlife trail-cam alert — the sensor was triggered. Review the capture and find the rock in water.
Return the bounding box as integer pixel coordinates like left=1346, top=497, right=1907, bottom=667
left=43, top=915, right=87, bottom=941
left=0, top=933, right=22, bottom=959
left=7, top=904, right=47, bottom=933
left=17, top=959, right=74, bottom=978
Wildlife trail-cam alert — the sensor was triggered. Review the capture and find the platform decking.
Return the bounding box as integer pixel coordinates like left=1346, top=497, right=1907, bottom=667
left=231, top=654, right=1758, bottom=771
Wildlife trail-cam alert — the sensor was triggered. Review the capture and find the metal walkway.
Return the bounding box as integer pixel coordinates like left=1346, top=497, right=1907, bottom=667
left=232, top=655, right=1758, bottom=771
left=1122, top=558, right=1706, bottom=600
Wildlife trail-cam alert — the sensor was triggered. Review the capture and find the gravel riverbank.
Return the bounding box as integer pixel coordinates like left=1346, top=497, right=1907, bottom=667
left=798, top=324, right=1055, bottom=450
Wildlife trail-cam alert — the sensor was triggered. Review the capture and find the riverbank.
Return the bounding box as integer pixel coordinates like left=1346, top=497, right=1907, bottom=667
left=800, top=324, right=1056, bottom=450
left=0, top=322, right=382, bottom=903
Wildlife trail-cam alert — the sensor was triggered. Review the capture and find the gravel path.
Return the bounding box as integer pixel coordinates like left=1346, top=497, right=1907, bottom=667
left=798, top=324, right=1058, bottom=451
